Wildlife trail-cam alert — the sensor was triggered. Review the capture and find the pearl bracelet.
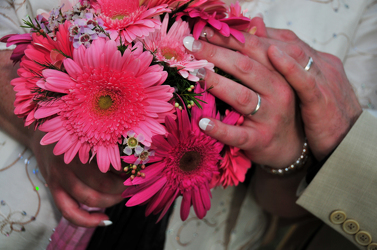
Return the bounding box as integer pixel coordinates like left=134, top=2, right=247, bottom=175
left=260, top=139, right=309, bottom=175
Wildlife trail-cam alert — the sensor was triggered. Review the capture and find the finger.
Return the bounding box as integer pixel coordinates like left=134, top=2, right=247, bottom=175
left=198, top=117, right=258, bottom=150
left=51, top=186, right=111, bottom=227
left=59, top=169, right=125, bottom=208
left=266, top=27, right=301, bottom=43
left=70, top=158, right=125, bottom=195
left=198, top=26, right=274, bottom=70
left=202, top=70, right=262, bottom=116
left=183, top=37, right=273, bottom=94
left=249, top=16, right=268, bottom=38
left=267, top=45, right=322, bottom=105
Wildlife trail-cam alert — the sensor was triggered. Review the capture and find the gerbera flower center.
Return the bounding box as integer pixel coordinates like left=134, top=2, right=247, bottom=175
left=161, top=47, right=182, bottom=61
left=98, top=95, right=113, bottom=110
left=112, top=14, right=128, bottom=20
left=179, top=151, right=201, bottom=172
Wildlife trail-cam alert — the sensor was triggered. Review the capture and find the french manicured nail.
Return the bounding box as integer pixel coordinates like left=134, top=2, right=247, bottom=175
left=199, top=118, right=214, bottom=131
left=200, top=27, right=214, bottom=38
left=98, top=220, right=113, bottom=227
left=197, top=68, right=206, bottom=79
left=183, top=36, right=202, bottom=52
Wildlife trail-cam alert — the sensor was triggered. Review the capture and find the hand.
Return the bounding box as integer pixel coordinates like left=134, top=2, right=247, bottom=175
left=199, top=22, right=362, bottom=161
left=266, top=29, right=362, bottom=160
left=29, top=130, right=126, bottom=227
left=183, top=33, right=305, bottom=169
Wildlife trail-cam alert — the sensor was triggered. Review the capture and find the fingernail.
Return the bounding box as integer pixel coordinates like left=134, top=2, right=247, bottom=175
left=98, top=220, right=113, bottom=227
left=248, top=26, right=257, bottom=35
left=200, top=27, right=214, bottom=39
left=199, top=118, right=214, bottom=131
left=183, top=36, right=202, bottom=52
left=256, top=12, right=264, bottom=19
left=197, top=68, right=206, bottom=79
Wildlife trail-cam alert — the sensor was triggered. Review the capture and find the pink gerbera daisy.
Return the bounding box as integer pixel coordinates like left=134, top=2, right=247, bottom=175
left=0, top=33, right=32, bottom=63
left=142, top=14, right=214, bottom=81
left=176, top=0, right=251, bottom=43
left=122, top=85, right=240, bottom=221
left=9, top=22, right=73, bottom=126
left=211, top=113, right=251, bottom=188
left=35, top=38, right=174, bottom=172
left=95, top=0, right=170, bottom=43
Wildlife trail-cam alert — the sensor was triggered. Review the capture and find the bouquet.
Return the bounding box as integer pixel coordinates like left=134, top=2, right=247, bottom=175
left=1, top=0, right=254, bottom=222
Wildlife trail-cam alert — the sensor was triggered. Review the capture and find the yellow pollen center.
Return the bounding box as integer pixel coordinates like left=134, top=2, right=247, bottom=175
left=112, top=15, right=127, bottom=20
left=98, top=95, right=113, bottom=110
left=164, top=52, right=175, bottom=60
left=128, top=137, right=138, bottom=147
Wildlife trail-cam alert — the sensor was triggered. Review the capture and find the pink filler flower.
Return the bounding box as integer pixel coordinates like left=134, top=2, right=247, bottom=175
left=177, top=0, right=252, bottom=43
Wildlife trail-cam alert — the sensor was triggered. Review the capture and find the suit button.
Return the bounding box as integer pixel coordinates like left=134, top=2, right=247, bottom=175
left=367, top=243, right=377, bottom=250
left=330, top=210, right=347, bottom=224
left=355, top=231, right=372, bottom=246
left=342, top=219, right=360, bottom=234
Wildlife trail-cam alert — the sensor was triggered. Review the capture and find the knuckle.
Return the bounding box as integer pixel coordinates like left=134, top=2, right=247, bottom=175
left=236, top=55, right=254, bottom=73
left=305, top=76, right=321, bottom=102
left=285, top=60, right=298, bottom=76
left=287, top=44, right=306, bottom=62
left=280, top=88, right=295, bottom=106
left=81, top=193, right=100, bottom=207
left=237, top=89, right=254, bottom=108
left=206, top=71, right=220, bottom=88
left=236, top=130, right=249, bottom=147
left=61, top=210, right=74, bottom=222
left=206, top=44, right=217, bottom=59
left=245, top=35, right=263, bottom=49
left=96, top=178, right=115, bottom=194
left=280, top=29, right=298, bottom=42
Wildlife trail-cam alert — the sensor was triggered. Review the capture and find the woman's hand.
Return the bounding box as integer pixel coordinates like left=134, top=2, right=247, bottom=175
left=198, top=22, right=362, bottom=161
left=183, top=34, right=305, bottom=169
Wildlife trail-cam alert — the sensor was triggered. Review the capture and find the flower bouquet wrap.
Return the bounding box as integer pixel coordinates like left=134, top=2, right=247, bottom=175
left=1, top=0, right=254, bottom=222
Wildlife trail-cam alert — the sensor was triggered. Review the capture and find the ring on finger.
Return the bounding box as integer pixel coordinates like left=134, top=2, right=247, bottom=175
left=250, top=93, right=261, bottom=115
left=304, top=57, right=314, bottom=71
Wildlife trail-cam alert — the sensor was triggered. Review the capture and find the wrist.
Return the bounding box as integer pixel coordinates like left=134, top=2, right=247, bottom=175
left=260, top=138, right=314, bottom=176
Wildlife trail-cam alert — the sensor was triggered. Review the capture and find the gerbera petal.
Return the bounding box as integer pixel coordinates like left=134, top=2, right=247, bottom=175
left=79, top=142, right=91, bottom=164
left=64, top=59, right=83, bottom=79
left=64, top=140, right=82, bottom=164
left=199, top=185, right=211, bottom=211
left=34, top=103, right=62, bottom=119
left=145, top=186, right=170, bottom=216
left=38, top=116, right=63, bottom=131
left=40, top=127, right=67, bottom=145
left=108, top=144, right=121, bottom=171
left=156, top=188, right=179, bottom=222
left=126, top=176, right=167, bottom=206
left=192, top=187, right=206, bottom=219
left=180, top=190, right=192, bottom=221
left=124, top=162, right=165, bottom=185
left=53, top=133, right=75, bottom=156
left=96, top=146, right=111, bottom=173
